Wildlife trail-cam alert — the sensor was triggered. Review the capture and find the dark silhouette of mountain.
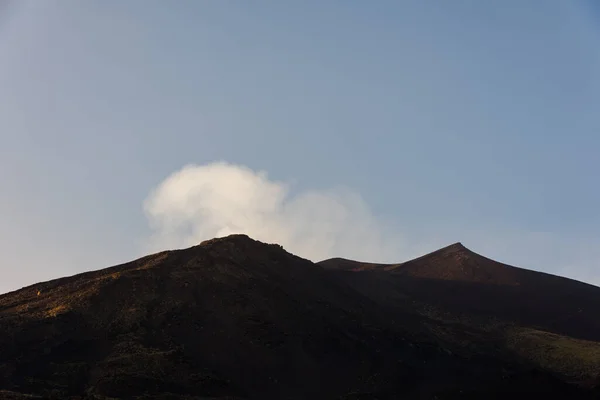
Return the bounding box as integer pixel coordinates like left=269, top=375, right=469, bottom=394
left=320, top=242, right=600, bottom=386
left=1, top=235, right=599, bottom=399
left=320, top=242, right=600, bottom=341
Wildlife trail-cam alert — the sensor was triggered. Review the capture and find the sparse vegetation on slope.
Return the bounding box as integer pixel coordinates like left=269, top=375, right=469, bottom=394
left=1, top=235, right=599, bottom=399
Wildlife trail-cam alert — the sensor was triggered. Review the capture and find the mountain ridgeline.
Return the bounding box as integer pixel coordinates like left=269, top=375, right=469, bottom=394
left=1, top=235, right=599, bottom=399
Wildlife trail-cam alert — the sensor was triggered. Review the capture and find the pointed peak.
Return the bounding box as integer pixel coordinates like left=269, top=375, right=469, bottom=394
left=391, top=241, right=531, bottom=285
left=435, top=242, right=484, bottom=260
left=445, top=242, right=466, bottom=250
left=434, top=242, right=471, bottom=255
left=397, top=241, right=476, bottom=267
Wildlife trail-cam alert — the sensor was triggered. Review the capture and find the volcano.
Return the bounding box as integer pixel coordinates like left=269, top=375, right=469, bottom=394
left=1, top=235, right=599, bottom=399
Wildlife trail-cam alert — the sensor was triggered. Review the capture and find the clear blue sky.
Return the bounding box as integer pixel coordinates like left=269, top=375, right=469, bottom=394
left=1, top=0, right=599, bottom=293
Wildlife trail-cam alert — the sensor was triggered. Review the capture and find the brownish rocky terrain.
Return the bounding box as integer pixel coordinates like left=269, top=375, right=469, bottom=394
left=1, top=235, right=599, bottom=399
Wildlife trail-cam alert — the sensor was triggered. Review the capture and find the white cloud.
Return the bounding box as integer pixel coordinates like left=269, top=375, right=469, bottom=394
left=143, top=162, right=417, bottom=262
left=143, top=162, right=600, bottom=287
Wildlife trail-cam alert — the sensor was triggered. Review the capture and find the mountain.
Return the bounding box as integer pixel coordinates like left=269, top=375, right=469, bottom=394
left=320, top=242, right=600, bottom=337
left=1, top=235, right=599, bottom=399
left=320, top=243, right=600, bottom=384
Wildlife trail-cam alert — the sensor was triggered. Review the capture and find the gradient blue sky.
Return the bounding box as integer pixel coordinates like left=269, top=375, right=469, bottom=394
left=1, top=0, right=600, bottom=293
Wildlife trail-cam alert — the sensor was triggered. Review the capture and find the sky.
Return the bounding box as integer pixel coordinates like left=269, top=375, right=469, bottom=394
left=1, top=0, right=600, bottom=294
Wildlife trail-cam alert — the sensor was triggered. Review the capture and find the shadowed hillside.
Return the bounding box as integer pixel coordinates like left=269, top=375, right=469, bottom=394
left=1, top=235, right=599, bottom=399
left=320, top=242, right=600, bottom=383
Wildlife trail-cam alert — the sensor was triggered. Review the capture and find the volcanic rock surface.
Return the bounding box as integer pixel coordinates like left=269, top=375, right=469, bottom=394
left=1, top=234, right=599, bottom=399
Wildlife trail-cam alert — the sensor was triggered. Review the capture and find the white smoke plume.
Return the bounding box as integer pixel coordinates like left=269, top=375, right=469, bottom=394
left=143, top=162, right=410, bottom=262
left=142, top=162, right=600, bottom=287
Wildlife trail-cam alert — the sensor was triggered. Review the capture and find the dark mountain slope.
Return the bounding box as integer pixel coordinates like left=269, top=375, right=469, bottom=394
left=320, top=243, right=600, bottom=382
left=321, top=241, right=592, bottom=287
left=320, top=243, right=600, bottom=337
left=0, top=235, right=598, bottom=399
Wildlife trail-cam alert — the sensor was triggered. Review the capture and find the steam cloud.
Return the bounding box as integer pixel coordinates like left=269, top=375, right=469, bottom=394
left=142, top=162, right=600, bottom=287
left=143, top=162, right=409, bottom=262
